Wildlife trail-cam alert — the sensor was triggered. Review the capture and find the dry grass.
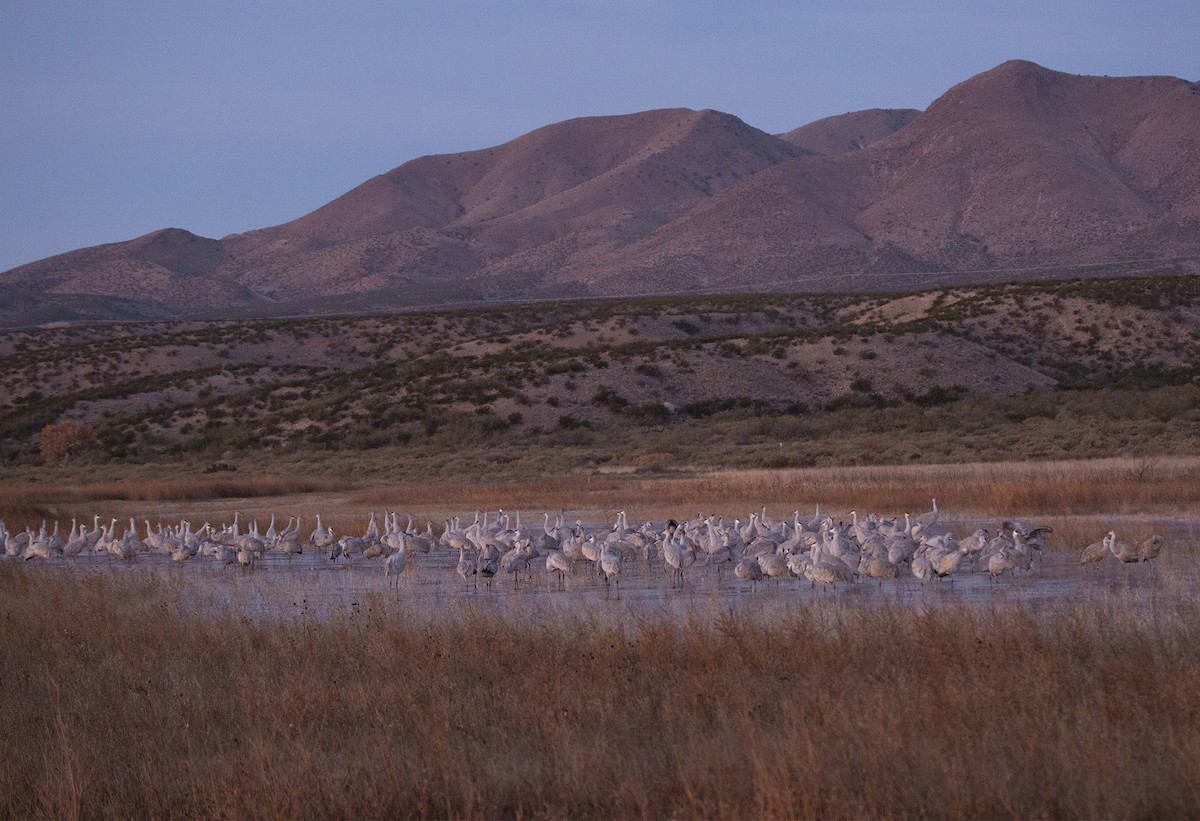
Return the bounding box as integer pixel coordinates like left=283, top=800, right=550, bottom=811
left=3, top=563, right=1200, bottom=818
left=346, top=455, right=1200, bottom=522
left=0, top=475, right=346, bottom=528
left=3, top=456, right=1196, bottom=543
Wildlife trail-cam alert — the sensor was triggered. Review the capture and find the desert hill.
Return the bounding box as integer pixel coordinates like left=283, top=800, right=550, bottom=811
left=4, top=60, right=1200, bottom=325
left=1, top=275, right=1197, bottom=473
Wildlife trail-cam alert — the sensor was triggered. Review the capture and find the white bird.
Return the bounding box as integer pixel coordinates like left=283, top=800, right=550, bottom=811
left=932, top=547, right=967, bottom=580
left=858, top=554, right=899, bottom=585
left=477, top=550, right=499, bottom=589
left=309, top=515, right=335, bottom=549
left=599, top=543, right=622, bottom=590
left=805, top=561, right=853, bottom=588
left=734, top=557, right=763, bottom=591
left=501, top=543, right=529, bottom=586
left=911, top=555, right=934, bottom=584
left=562, top=523, right=587, bottom=563
left=786, top=551, right=812, bottom=579
left=444, top=519, right=477, bottom=553
left=1108, top=531, right=1139, bottom=563
left=45, top=522, right=64, bottom=553
left=24, top=532, right=56, bottom=560
left=545, top=550, right=573, bottom=587
left=958, top=529, right=990, bottom=557
left=1007, top=531, right=1035, bottom=574
left=2, top=523, right=25, bottom=557
left=886, top=535, right=918, bottom=566
left=120, top=518, right=146, bottom=551
left=661, top=529, right=695, bottom=586
left=805, top=503, right=824, bottom=533
left=704, top=541, right=733, bottom=572
left=580, top=536, right=603, bottom=576
left=62, top=526, right=90, bottom=558
left=540, top=512, right=563, bottom=551
left=457, top=548, right=477, bottom=588
left=278, top=516, right=299, bottom=544
left=337, top=535, right=366, bottom=564
left=757, top=552, right=789, bottom=581
left=915, top=498, right=940, bottom=529
left=403, top=516, right=434, bottom=553
left=279, top=529, right=304, bottom=558
left=384, top=546, right=407, bottom=586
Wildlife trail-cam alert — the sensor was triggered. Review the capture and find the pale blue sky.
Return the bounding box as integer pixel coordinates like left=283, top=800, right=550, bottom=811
left=2, top=1, right=1197, bottom=272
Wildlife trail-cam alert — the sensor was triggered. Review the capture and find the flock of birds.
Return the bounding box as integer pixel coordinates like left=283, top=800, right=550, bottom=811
left=0, top=498, right=1168, bottom=592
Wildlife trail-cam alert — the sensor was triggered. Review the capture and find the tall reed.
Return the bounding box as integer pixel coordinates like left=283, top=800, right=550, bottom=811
left=347, top=455, right=1200, bottom=521
left=3, top=563, right=1199, bottom=819
left=0, top=475, right=345, bottom=529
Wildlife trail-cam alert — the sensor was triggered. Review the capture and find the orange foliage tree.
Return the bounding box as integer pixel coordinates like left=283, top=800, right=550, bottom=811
left=38, top=420, right=97, bottom=466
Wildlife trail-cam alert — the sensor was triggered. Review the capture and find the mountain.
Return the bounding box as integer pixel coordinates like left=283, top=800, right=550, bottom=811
left=777, top=108, right=919, bottom=154
left=584, top=60, right=1200, bottom=293
left=219, top=107, right=805, bottom=302
left=4, top=60, right=1200, bottom=324
left=0, top=227, right=249, bottom=323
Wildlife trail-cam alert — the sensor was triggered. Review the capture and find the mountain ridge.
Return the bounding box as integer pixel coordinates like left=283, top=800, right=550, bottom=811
left=5, top=60, right=1200, bottom=325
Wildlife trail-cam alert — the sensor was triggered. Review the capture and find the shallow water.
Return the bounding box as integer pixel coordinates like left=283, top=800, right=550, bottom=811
left=9, top=514, right=1199, bottom=624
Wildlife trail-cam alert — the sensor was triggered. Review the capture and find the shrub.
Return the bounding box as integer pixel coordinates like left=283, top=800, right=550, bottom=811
left=38, top=420, right=97, bottom=466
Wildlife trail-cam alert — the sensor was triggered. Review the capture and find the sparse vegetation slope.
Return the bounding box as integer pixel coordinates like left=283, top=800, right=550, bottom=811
left=0, top=276, right=1198, bottom=482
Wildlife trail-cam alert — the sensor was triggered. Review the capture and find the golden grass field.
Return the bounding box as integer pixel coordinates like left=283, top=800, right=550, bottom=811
left=2, top=455, right=1199, bottom=818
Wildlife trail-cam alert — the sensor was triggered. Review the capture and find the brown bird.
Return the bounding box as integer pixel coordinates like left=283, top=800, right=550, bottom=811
left=1079, top=533, right=1111, bottom=566
left=1138, top=535, right=1165, bottom=563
